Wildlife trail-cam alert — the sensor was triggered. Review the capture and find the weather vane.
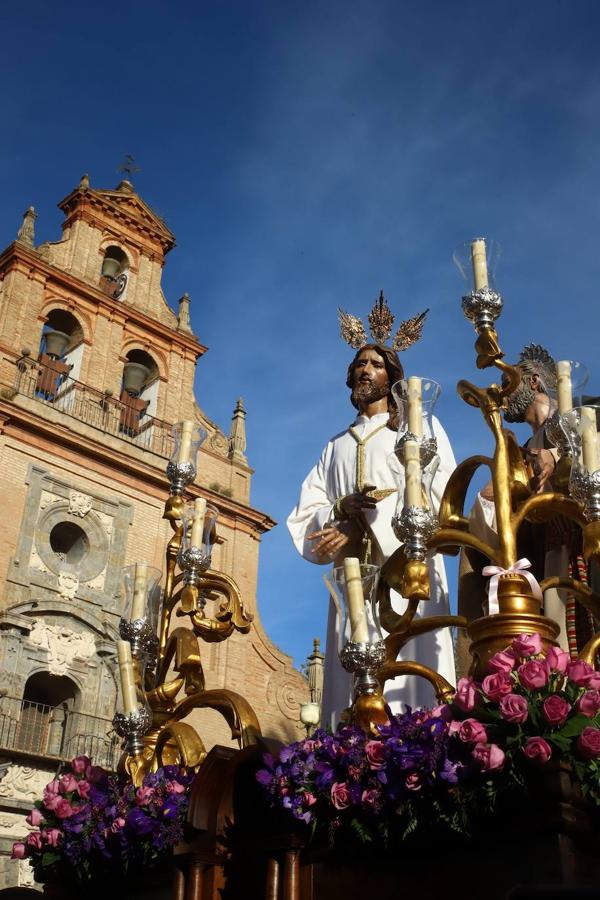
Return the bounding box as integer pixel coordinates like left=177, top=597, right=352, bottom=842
left=118, top=155, right=140, bottom=181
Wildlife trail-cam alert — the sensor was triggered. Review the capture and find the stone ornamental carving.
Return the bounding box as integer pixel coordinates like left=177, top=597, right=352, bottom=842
left=28, top=544, right=50, bottom=574
left=18, top=858, right=36, bottom=887
left=0, top=765, right=49, bottom=802
left=68, top=490, right=93, bottom=517
left=0, top=811, right=32, bottom=837
left=28, top=619, right=96, bottom=676
left=58, top=570, right=79, bottom=600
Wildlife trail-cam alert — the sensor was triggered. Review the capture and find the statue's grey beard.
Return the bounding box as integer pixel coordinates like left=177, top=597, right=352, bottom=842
left=351, top=381, right=389, bottom=407
left=504, top=384, right=537, bottom=423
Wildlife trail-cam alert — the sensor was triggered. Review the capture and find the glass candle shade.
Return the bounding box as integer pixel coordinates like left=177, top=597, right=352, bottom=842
left=170, top=421, right=207, bottom=467
left=560, top=406, right=600, bottom=475
left=179, top=502, right=218, bottom=569
left=115, top=639, right=152, bottom=718
left=452, top=237, right=501, bottom=292
left=120, top=564, right=162, bottom=629
left=546, top=361, right=589, bottom=414
left=326, top=561, right=382, bottom=652
left=391, top=378, right=440, bottom=443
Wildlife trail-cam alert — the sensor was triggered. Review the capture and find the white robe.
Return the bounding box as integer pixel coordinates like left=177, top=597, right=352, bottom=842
left=287, top=411, right=457, bottom=729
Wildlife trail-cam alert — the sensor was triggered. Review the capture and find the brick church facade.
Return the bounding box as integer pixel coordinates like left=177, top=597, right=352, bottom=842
left=0, top=175, right=309, bottom=890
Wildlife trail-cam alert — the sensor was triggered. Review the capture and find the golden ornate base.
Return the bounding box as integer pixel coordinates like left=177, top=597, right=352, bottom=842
left=468, top=612, right=560, bottom=680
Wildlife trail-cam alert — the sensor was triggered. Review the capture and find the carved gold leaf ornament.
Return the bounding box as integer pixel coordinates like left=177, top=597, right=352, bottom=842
left=338, top=291, right=428, bottom=351
left=338, top=307, right=367, bottom=349
left=391, top=308, right=429, bottom=353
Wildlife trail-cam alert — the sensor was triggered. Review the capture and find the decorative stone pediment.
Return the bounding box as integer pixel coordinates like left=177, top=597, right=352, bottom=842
left=27, top=618, right=96, bottom=675
left=0, top=765, right=49, bottom=802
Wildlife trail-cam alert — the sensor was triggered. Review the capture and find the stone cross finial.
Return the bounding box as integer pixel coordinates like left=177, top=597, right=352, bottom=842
left=228, top=397, right=247, bottom=462
left=79, top=173, right=90, bottom=189
left=306, top=637, right=325, bottom=705
left=16, top=207, right=37, bottom=247
left=177, top=292, right=192, bottom=333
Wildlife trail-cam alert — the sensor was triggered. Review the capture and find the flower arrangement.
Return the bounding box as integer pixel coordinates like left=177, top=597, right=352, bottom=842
left=452, top=632, right=600, bottom=803
left=257, top=633, right=600, bottom=848
left=11, top=756, right=194, bottom=888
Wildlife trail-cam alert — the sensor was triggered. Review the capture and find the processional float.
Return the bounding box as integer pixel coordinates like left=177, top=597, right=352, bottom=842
left=113, top=237, right=600, bottom=780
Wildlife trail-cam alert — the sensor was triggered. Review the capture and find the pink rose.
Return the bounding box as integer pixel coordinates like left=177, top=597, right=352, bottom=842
left=11, top=842, right=27, bottom=859
left=166, top=780, right=186, bottom=794
left=482, top=671, right=513, bottom=702
left=512, top=633, right=542, bottom=658
left=542, top=694, right=571, bottom=726
left=71, top=755, right=91, bottom=774
left=577, top=726, right=600, bottom=759
left=111, top=816, right=126, bottom=833
left=567, top=660, right=595, bottom=686
left=26, top=832, right=43, bottom=850
left=577, top=690, right=600, bottom=718
left=44, top=780, right=60, bottom=797
left=365, top=740, right=386, bottom=769
left=361, top=788, right=382, bottom=809
left=585, top=673, right=600, bottom=689
left=330, top=781, right=352, bottom=810
left=53, top=798, right=75, bottom=820
left=454, top=677, right=478, bottom=712
left=26, top=808, right=44, bottom=827
left=499, top=693, right=529, bottom=724
left=545, top=647, right=569, bottom=675
left=522, top=737, right=552, bottom=763
left=488, top=650, right=517, bottom=674
left=43, top=791, right=62, bottom=812
left=135, top=786, right=155, bottom=806
left=59, top=773, right=79, bottom=794
left=518, top=660, right=548, bottom=691
left=430, top=704, right=452, bottom=721
left=405, top=773, right=422, bottom=791
left=43, top=828, right=62, bottom=848
left=472, top=743, right=505, bottom=772
left=456, top=718, right=488, bottom=744
left=76, top=780, right=91, bottom=799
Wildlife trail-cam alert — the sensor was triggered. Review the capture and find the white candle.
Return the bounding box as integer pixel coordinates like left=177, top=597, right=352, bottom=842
left=556, top=361, right=573, bottom=414
left=581, top=407, right=599, bottom=473
left=471, top=239, right=488, bottom=291
left=131, top=562, right=147, bottom=621
left=190, top=497, right=207, bottom=548
left=404, top=440, right=422, bottom=507
left=407, top=376, right=423, bottom=438
left=177, top=420, right=194, bottom=465
left=116, top=640, right=138, bottom=714
left=343, top=557, right=369, bottom=643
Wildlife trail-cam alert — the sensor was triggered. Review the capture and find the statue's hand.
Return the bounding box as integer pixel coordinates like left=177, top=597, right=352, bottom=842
left=339, top=486, right=382, bottom=517
left=525, top=447, right=556, bottom=493
left=307, top=521, right=361, bottom=561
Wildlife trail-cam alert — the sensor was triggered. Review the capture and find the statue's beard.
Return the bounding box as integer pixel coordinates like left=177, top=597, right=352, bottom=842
left=504, top=384, right=537, bottom=423
left=351, top=380, right=390, bottom=408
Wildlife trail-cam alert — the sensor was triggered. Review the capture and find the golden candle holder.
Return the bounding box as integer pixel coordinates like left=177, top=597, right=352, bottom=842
left=351, top=238, right=600, bottom=728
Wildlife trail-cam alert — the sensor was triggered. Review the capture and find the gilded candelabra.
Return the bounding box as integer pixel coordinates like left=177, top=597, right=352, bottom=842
left=344, top=238, right=600, bottom=732
left=113, top=422, right=261, bottom=785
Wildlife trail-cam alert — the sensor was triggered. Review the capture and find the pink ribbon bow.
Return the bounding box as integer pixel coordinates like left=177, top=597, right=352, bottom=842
left=482, top=558, right=543, bottom=615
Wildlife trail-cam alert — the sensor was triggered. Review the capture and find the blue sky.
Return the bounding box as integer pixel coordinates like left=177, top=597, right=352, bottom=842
left=2, top=1, right=600, bottom=667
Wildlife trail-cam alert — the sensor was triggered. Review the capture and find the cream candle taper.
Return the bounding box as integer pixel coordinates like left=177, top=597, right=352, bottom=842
left=190, top=497, right=207, bottom=548
left=131, top=562, right=147, bottom=621
left=581, top=407, right=599, bottom=473
left=116, top=639, right=138, bottom=714
left=404, top=440, right=422, bottom=507
left=471, top=239, right=488, bottom=292
left=177, top=420, right=194, bottom=465
left=407, top=376, right=423, bottom=438
left=556, top=361, right=573, bottom=414
left=343, top=557, right=369, bottom=644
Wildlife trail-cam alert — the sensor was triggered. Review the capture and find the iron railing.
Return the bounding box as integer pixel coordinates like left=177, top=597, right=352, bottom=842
left=0, top=697, right=120, bottom=770
left=12, top=358, right=173, bottom=458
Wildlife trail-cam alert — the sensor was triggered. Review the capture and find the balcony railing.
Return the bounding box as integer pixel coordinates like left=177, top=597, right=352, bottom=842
left=0, top=697, right=120, bottom=770
left=12, top=357, right=173, bottom=458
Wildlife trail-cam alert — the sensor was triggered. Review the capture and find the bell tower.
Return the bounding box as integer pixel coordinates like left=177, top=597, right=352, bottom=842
left=0, top=175, right=308, bottom=891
